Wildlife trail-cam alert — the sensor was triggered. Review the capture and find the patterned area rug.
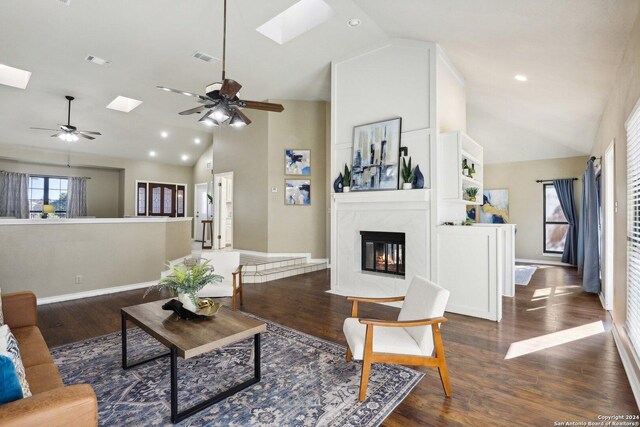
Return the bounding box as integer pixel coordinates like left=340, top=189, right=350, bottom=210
left=50, top=313, right=423, bottom=426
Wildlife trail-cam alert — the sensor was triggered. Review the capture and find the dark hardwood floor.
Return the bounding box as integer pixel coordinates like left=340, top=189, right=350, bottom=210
left=37, top=266, right=638, bottom=426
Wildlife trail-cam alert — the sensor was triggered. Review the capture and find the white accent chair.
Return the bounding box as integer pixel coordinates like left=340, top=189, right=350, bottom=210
left=198, top=251, right=243, bottom=311
left=343, top=275, right=451, bottom=401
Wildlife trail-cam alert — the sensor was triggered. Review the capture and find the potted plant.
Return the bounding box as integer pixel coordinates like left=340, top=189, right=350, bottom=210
left=145, top=260, right=223, bottom=313
left=342, top=164, right=351, bottom=193
left=401, top=157, right=415, bottom=190
left=465, top=187, right=479, bottom=202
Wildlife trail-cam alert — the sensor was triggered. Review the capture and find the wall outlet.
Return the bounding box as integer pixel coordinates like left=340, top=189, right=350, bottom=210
left=75, top=275, right=83, bottom=285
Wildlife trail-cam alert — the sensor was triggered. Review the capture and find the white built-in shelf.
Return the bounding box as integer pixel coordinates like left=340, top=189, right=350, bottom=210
left=438, top=131, right=484, bottom=206
left=462, top=175, right=482, bottom=187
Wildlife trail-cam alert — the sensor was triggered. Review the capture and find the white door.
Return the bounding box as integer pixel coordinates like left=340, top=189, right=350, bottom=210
left=194, top=183, right=209, bottom=241
left=214, top=172, right=234, bottom=249
left=602, top=141, right=615, bottom=310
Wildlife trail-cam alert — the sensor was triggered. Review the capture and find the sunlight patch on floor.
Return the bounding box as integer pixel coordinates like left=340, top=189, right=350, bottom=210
left=505, top=321, right=605, bottom=359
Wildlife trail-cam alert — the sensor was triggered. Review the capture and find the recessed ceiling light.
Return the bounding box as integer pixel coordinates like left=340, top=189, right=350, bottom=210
left=0, top=64, right=32, bottom=90
left=85, top=55, right=111, bottom=66
left=194, top=138, right=201, bottom=144
left=514, top=74, right=528, bottom=82
left=149, top=151, right=156, bottom=157
left=106, top=96, right=143, bottom=113
left=181, top=154, right=189, bottom=161
left=347, top=18, right=361, bottom=27
left=256, top=0, right=336, bottom=45
left=160, top=131, right=168, bottom=138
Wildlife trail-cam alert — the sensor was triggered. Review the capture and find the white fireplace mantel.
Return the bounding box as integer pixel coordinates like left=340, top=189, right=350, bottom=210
left=330, top=189, right=431, bottom=299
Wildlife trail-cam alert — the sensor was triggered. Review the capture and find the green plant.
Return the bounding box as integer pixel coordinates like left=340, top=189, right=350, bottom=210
left=144, top=260, right=223, bottom=306
left=342, top=164, right=351, bottom=187
left=401, top=157, right=415, bottom=184
left=207, top=194, right=213, bottom=203
left=465, top=187, right=479, bottom=198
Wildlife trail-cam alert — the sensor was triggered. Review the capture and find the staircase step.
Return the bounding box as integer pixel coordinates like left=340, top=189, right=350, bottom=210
left=243, top=262, right=327, bottom=283
left=242, top=256, right=307, bottom=272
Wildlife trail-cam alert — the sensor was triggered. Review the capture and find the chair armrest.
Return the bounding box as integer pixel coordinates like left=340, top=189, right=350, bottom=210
left=347, top=295, right=405, bottom=318
left=359, top=316, right=448, bottom=328
left=232, top=265, right=243, bottom=276
left=1, top=291, right=37, bottom=329
left=346, top=296, right=405, bottom=303
left=0, top=384, right=98, bottom=427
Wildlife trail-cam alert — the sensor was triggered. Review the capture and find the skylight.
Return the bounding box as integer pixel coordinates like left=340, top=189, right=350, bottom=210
left=0, top=64, right=32, bottom=90
left=256, top=0, right=335, bottom=45
left=106, top=96, right=143, bottom=113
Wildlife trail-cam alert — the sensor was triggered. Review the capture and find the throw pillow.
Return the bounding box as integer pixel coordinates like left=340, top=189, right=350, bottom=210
left=0, top=354, right=23, bottom=404
left=0, top=325, right=31, bottom=398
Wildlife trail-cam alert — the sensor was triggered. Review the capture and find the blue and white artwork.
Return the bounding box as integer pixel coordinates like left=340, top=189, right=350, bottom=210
left=350, top=118, right=401, bottom=191
left=285, top=180, right=311, bottom=205
left=480, top=189, right=509, bottom=223
left=285, top=149, right=310, bottom=175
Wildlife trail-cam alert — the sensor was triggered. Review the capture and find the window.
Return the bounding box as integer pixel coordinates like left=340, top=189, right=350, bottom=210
left=28, top=176, right=68, bottom=218
left=543, top=183, right=568, bottom=254
left=626, top=98, right=640, bottom=356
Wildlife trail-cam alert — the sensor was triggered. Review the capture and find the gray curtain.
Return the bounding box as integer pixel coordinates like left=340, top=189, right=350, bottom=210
left=67, top=177, right=87, bottom=218
left=0, top=172, right=29, bottom=218
left=577, top=160, right=600, bottom=293
left=553, top=179, right=578, bottom=266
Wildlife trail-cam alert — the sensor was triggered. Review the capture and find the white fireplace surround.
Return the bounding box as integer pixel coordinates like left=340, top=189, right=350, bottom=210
left=330, top=190, right=430, bottom=299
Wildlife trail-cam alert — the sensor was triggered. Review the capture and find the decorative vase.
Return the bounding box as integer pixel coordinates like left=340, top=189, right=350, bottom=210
left=343, top=186, right=351, bottom=193
left=413, top=165, right=425, bottom=189
left=402, top=183, right=413, bottom=190
left=178, top=293, right=198, bottom=313
left=469, top=196, right=476, bottom=202
left=333, top=173, right=344, bottom=193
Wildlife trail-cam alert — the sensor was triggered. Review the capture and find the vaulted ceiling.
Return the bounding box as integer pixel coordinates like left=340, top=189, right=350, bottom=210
left=0, top=0, right=638, bottom=165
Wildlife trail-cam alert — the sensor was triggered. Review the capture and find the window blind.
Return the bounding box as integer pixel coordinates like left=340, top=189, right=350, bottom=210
left=626, top=100, right=640, bottom=354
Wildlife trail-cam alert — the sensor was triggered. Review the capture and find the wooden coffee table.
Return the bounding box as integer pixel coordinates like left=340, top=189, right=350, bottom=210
left=121, top=299, right=266, bottom=424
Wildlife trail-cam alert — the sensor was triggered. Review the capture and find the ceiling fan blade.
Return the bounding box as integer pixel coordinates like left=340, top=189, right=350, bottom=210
left=78, top=131, right=101, bottom=135
left=50, top=132, right=64, bottom=137
left=77, top=133, right=95, bottom=140
left=30, top=127, right=59, bottom=131
left=157, top=86, right=208, bottom=102
left=179, top=105, right=206, bottom=116
left=220, top=79, right=242, bottom=99
left=241, top=100, right=284, bottom=113
left=232, top=107, right=252, bottom=126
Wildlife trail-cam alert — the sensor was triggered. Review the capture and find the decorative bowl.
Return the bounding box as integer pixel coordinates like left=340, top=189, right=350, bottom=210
left=195, top=298, right=221, bottom=317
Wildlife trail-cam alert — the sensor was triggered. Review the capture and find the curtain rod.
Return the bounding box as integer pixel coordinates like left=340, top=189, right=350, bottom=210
left=536, top=178, right=578, bottom=183
left=0, top=171, right=91, bottom=180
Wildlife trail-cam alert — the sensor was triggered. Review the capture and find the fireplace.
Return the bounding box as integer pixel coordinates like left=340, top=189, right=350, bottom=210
left=360, top=231, right=405, bottom=276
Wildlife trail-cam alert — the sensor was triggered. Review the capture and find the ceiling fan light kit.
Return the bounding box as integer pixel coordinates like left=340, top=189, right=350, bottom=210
left=30, top=95, right=102, bottom=142
left=158, top=0, right=284, bottom=127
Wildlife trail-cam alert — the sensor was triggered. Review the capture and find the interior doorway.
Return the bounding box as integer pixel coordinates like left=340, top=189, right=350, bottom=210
left=214, top=172, right=234, bottom=249
left=602, top=140, right=615, bottom=311
left=194, top=182, right=210, bottom=241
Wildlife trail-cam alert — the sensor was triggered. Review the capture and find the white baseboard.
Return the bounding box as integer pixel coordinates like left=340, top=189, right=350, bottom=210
left=516, top=258, right=574, bottom=267
left=37, top=281, right=156, bottom=305
left=612, top=323, right=640, bottom=410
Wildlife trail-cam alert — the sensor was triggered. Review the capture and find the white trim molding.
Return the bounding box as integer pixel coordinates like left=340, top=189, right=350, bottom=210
left=515, top=258, right=574, bottom=267
left=612, top=323, right=640, bottom=409
left=37, top=281, right=156, bottom=305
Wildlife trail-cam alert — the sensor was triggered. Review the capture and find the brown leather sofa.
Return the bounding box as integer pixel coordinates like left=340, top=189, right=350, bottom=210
left=0, top=292, right=98, bottom=427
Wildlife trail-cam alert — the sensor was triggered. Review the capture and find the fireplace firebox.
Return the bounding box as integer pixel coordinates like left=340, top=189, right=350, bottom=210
left=360, top=231, right=405, bottom=276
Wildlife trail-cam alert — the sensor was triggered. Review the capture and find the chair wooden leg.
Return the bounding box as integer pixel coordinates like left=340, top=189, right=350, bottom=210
left=359, top=325, right=374, bottom=401
left=346, top=347, right=352, bottom=362
left=434, top=324, right=451, bottom=397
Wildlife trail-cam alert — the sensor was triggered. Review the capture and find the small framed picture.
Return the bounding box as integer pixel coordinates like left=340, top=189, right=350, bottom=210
left=285, top=149, right=311, bottom=175
left=285, top=180, right=311, bottom=205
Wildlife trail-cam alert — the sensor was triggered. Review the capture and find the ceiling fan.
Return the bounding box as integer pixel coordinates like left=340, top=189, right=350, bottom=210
left=30, top=96, right=102, bottom=142
left=157, top=0, right=284, bottom=127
